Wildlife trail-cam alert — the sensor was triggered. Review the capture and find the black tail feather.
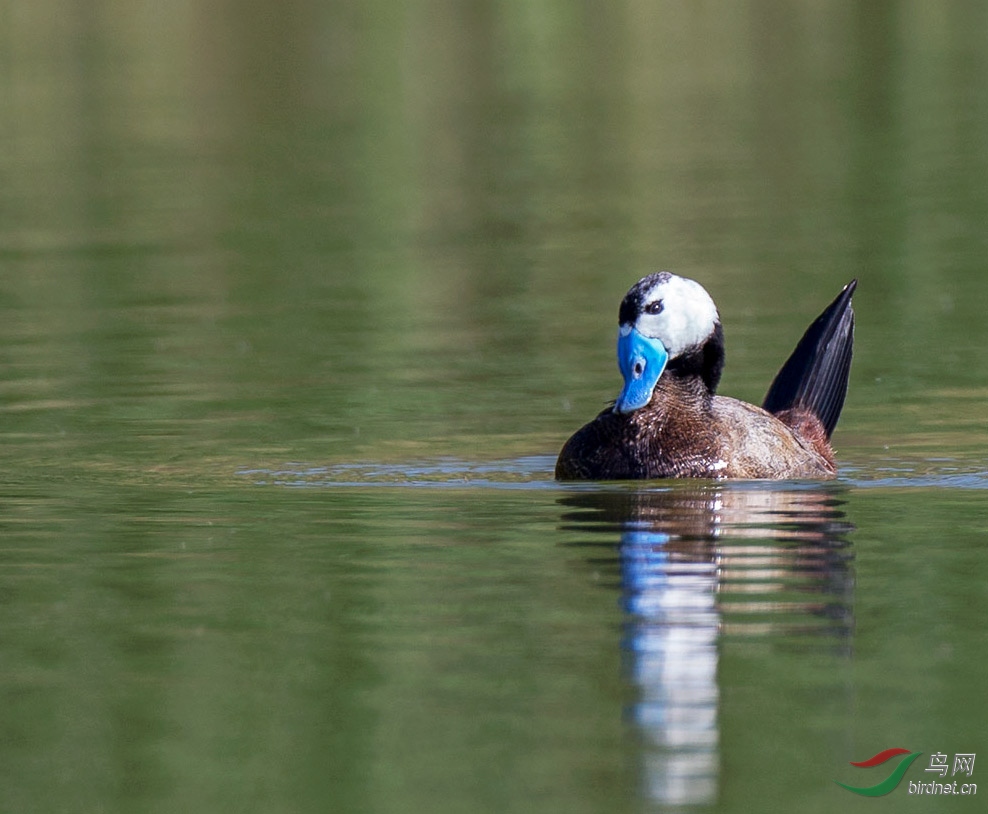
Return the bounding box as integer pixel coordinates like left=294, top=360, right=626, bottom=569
left=762, top=280, right=856, bottom=440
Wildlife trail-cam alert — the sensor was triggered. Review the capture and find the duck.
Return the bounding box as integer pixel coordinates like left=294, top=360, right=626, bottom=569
left=555, top=272, right=856, bottom=480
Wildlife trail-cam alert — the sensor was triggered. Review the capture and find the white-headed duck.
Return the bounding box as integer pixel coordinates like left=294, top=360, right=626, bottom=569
left=555, top=272, right=856, bottom=480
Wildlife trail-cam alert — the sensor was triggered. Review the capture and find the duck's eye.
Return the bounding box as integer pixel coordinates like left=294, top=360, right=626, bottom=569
left=644, top=300, right=663, bottom=315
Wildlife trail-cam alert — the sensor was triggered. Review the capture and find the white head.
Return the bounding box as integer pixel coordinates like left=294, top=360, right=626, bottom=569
left=619, top=271, right=720, bottom=357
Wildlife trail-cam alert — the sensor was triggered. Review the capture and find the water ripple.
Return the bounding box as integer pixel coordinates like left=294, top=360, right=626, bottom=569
left=238, top=456, right=988, bottom=490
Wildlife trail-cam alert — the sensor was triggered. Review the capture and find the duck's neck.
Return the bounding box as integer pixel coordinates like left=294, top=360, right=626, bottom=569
left=665, top=323, right=725, bottom=394
left=653, top=369, right=715, bottom=407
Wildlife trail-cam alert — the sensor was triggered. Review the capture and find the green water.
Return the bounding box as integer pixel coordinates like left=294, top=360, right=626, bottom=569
left=2, top=2, right=987, bottom=812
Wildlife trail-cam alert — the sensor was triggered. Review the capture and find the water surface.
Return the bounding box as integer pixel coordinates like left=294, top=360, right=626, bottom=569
left=1, top=2, right=987, bottom=812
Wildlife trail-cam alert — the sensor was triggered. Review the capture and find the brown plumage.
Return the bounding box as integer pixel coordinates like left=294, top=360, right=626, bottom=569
left=555, top=274, right=856, bottom=481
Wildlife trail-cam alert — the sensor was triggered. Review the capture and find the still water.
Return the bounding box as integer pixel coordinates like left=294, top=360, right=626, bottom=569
left=2, top=2, right=987, bottom=812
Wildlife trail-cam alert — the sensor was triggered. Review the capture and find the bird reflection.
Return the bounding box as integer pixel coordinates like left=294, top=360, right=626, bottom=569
left=559, top=482, right=854, bottom=807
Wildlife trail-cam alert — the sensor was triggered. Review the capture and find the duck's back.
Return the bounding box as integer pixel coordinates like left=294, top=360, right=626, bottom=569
left=708, top=396, right=835, bottom=479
